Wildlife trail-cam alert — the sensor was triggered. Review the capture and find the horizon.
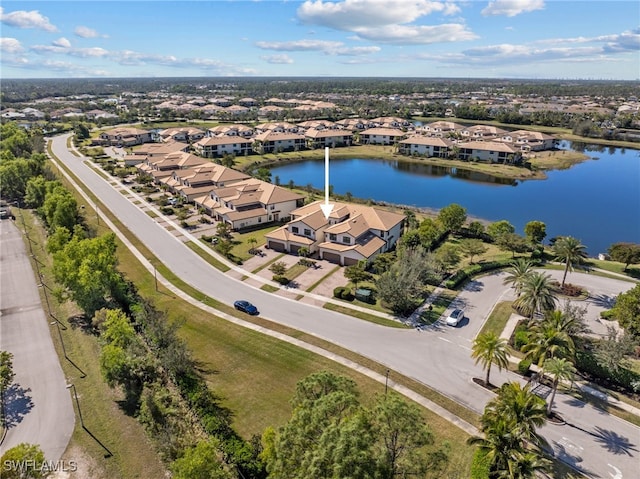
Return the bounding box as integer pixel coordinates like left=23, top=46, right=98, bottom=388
left=1, top=1, right=638, bottom=81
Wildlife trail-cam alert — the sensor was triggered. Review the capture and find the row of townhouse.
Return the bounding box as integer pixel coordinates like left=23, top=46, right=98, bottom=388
left=99, top=119, right=556, bottom=164
left=134, top=151, right=305, bottom=230
left=265, top=201, right=405, bottom=266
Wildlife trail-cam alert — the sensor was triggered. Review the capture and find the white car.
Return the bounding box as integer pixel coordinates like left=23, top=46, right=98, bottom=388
left=446, top=309, right=465, bottom=326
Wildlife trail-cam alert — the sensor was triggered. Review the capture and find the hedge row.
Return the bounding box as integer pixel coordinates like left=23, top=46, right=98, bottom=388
left=575, top=349, right=640, bottom=393
left=444, top=259, right=516, bottom=289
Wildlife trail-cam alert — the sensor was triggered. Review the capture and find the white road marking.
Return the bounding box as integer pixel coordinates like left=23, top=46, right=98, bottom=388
left=438, top=337, right=452, bottom=343
left=608, top=464, right=622, bottom=479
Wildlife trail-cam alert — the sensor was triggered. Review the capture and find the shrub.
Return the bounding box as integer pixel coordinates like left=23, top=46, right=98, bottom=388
left=518, top=358, right=532, bottom=375
left=600, top=309, right=615, bottom=320
left=513, top=328, right=529, bottom=351
left=273, top=275, right=290, bottom=285
left=333, top=286, right=347, bottom=298
left=340, top=288, right=353, bottom=301
left=470, top=449, right=491, bottom=479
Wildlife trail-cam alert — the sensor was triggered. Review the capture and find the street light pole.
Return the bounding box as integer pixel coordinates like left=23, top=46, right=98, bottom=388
left=385, top=369, right=390, bottom=395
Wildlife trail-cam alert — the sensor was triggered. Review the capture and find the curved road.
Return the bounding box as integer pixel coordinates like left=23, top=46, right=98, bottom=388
left=0, top=219, right=75, bottom=461
left=51, top=134, right=639, bottom=478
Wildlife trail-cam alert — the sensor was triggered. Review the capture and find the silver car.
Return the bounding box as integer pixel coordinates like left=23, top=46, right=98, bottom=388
left=446, top=309, right=464, bottom=326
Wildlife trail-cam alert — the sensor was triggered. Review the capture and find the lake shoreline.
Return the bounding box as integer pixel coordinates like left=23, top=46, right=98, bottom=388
left=239, top=145, right=591, bottom=182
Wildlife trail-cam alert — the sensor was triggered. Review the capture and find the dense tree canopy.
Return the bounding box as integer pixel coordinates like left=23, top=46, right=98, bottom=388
left=262, top=371, right=448, bottom=479
left=608, top=242, right=640, bottom=271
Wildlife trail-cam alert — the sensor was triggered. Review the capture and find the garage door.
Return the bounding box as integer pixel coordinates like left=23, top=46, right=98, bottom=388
left=290, top=245, right=300, bottom=255
left=343, top=257, right=359, bottom=266
left=268, top=241, right=286, bottom=252
left=322, top=252, right=341, bottom=264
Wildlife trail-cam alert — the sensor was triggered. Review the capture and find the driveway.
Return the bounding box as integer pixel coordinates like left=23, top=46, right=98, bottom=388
left=50, top=134, right=640, bottom=479
left=0, top=219, right=75, bottom=461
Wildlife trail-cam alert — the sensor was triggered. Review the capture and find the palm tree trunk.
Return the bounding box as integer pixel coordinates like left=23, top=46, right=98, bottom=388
left=547, top=378, right=558, bottom=416
left=485, top=362, right=491, bottom=386
left=562, top=261, right=569, bottom=287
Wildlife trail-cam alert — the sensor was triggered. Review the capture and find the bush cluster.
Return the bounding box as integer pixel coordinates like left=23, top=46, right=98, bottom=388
left=333, top=286, right=354, bottom=301
left=273, top=275, right=290, bottom=285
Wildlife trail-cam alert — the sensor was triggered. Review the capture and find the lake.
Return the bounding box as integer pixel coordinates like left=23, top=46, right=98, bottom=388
left=271, top=142, right=640, bottom=256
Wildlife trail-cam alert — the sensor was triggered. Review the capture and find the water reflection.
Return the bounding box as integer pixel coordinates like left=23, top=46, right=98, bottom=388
left=394, top=161, right=517, bottom=185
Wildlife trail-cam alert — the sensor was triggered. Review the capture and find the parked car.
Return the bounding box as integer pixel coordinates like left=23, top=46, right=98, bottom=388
left=446, top=308, right=464, bottom=326
left=0, top=201, right=14, bottom=220
left=234, top=300, right=258, bottom=315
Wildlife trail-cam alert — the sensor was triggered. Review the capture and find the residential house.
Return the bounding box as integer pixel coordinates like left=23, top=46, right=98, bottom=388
left=359, top=127, right=406, bottom=145
left=194, top=179, right=305, bottom=230
left=398, top=136, right=453, bottom=157
left=253, top=130, right=306, bottom=153
left=161, top=164, right=251, bottom=200
left=124, top=140, right=190, bottom=165
left=95, top=127, right=153, bottom=147
left=159, top=127, right=206, bottom=143
left=457, top=141, right=522, bottom=163
left=193, top=136, right=254, bottom=158
left=460, top=125, right=508, bottom=140
left=371, top=116, right=412, bottom=129
left=420, top=121, right=465, bottom=137
left=135, top=151, right=209, bottom=182
left=334, top=118, right=372, bottom=131
left=304, top=128, right=353, bottom=149
left=497, top=130, right=557, bottom=151
left=266, top=201, right=404, bottom=266
left=207, top=124, right=254, bottom=138
left=254, top=122, right=301, bottom=134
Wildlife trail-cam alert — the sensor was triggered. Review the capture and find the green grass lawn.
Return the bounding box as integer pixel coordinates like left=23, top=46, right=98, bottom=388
left=480, top=301, right=515, bottom=338
left=230, top=225, right=281, bottom=261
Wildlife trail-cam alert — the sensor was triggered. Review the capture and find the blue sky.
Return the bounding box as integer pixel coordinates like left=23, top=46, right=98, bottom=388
left=1, top=1, right=638, bottom=80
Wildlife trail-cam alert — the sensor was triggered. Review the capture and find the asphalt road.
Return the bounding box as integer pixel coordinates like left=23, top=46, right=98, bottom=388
left=51, top=134, right=640, bottom=478
left=0, top=219, right=75, bottom=461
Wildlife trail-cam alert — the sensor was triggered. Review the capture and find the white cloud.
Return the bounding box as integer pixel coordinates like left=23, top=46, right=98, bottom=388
left=0, top=37, right=24, bottom=53
left=70, top=47, right=109, bottom=58
left=53, top=37, right=71, bottom=48
left=256, top=39, right=380, bottom=55
left=297, top=0, right=459, bottom=30
left=353, top=23, right=477, bottom=44
left=482, top=0, right=545, bottom=17
left=74, top=26, right=106, bottom=38
left=262, top=54, right=294, bottom=64
left=0, top=7, right=58, bottom=32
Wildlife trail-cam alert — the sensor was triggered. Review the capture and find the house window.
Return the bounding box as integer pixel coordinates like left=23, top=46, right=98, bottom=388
left=258, top=217, right=262, bottom=223
left=292, top=226, right=299, bottom=233
left=342, top=236, right=351, bottom=244
left=329, top=233, right=336, bottom=241
left=304, top=229, right=311, bottom=236
left=270, top=205, right=275, bottom=210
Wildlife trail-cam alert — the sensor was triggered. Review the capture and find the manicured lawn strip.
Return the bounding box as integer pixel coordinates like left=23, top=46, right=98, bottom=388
left=260, top=284, right=279, bottom=292
left=251, top=252, right=286, bottom=274
left=17, top=209, right=167, bottom=479
left=323, top=302, right=410, bottom=329
left=479, top=301, right=515, bottom=338
left=185, top=241, right=231, bottom=272
left=306, top=265, right=341, bottom=292
left=284, top=262, right=309, bottom=281
left=419, top=293, right=455, bottom=324
left=587, top=259, right=640, bottom=281
left=231, top=225, right=281, bottom=261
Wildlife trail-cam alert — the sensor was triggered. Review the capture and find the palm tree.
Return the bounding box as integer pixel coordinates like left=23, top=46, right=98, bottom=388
left=503, top=259, right=534, bottom=296
left=403, top=209, right=418, bottom=230
left=543, top=357, right=576, bottom=416
left=471, top=333, right=509, bottom=386
left=469, top=382, right=548, bottom=477
left=513, top=271, right=557, bottom=319
left=523, top=311, right=576, bottom=368
left=552, top=236, right=588, bottom=287
left=486, top=382, right=547, bottom=449
left=498, top=450, right=552, bottom=479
